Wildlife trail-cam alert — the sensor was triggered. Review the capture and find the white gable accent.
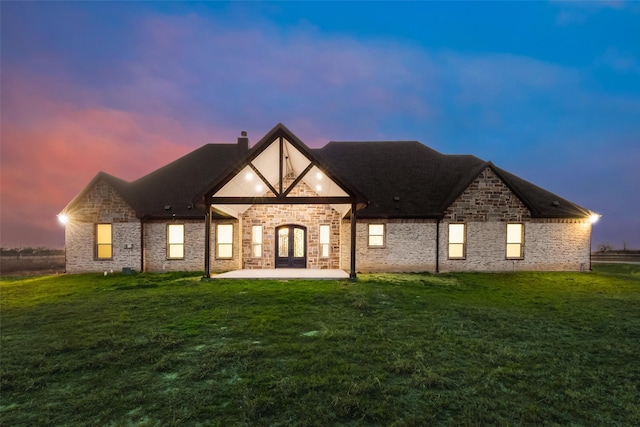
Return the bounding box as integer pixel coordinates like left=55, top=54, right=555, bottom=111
left=211, top=134, right=351, bottom=218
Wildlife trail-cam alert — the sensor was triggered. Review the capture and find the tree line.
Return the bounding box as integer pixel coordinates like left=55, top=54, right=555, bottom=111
left=0, top=248, right=65, bottom=257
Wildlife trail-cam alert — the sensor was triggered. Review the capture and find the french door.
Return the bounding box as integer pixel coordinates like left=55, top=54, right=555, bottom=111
left=275, top=225, right=307, bottom=268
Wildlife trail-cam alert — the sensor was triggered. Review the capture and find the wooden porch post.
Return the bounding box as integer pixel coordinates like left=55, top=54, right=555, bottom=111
left=350, top=203, right=357, bottom=280
left=204, top=205, right=211, bottom=279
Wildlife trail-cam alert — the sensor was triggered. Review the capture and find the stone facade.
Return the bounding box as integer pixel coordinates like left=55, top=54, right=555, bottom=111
left=65, top=178, right=141, bottom=273
left=237, top=179, right=342, bottom=270
left=439, top=168, right=590, bottom=272
left=444, top=168, right=531, bottom=222
left=63, top=167, right=592, bottom=274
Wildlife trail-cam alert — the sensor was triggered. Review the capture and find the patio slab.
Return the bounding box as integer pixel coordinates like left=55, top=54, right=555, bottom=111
left=211, top=269, right=349, bottom=280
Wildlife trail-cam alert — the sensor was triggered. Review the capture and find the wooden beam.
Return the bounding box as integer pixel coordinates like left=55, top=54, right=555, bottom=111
left=249, top=162, right=279, bottom=196
left=203, top=206, right=211, bottom=279
left=281, top=162, right=315, bottom=197
left=210, top=196, right=355, bottom=204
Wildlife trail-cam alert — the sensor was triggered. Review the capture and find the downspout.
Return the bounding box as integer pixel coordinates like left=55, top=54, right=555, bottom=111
left=349, top=203, right=357, bottom=281
left=204, top=206, right=211, bottom=279
left=140, top=218, right=145, bottom=272
left=435, top=218, right=440, bottom=273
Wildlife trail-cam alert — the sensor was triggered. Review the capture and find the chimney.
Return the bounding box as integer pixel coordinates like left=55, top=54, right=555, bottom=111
left=237, top=130, right=249, bottom=153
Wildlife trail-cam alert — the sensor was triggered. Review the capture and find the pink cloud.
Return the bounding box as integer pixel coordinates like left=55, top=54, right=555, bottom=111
left=0, top=69, right=235, bottom=248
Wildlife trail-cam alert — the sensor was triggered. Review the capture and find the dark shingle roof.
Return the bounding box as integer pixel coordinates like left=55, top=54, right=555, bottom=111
left=316, top=141, right=589, bottom=218
left=316, top=141, right=486, bottom=218
left=128, top=143, right=243, bottom=218
left=64, top=136, right=590, bottom=220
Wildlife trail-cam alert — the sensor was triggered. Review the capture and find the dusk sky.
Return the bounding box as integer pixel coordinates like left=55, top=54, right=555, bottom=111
left=1, top=1, right=639, bottom=249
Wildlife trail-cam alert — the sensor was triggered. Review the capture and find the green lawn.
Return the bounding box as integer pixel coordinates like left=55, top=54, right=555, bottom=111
left=1, top=265, right=639, bottom=426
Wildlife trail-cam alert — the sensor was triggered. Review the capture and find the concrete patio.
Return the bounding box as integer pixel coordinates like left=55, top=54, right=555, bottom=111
left=210, top=268, right=350, bottom=280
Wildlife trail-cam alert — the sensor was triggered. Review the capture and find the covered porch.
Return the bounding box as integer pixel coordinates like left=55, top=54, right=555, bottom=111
left=198, top=123, right=366, bottom=280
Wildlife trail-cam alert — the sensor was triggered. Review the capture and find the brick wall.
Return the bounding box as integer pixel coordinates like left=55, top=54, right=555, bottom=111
left=438, top=220, right=591, bottom=272
left=66, top=222, right=141, bottom=273
left=438, top=167, right=590, bottom=272
left=144, top=220, right=205, bottom=272
left=65, top=178, right=141, bottom=273
left=341, top=219, right=438, bottom=273
left=210, top=219, right=240, bottom=272
left=64, top=168, right=590, bottom=274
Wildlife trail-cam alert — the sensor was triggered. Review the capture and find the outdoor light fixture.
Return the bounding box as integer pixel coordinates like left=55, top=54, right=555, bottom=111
left=316, top=172, right=323, bottom=180
left=588, top=213, right=601, bottom=224
left=57, top=214, right=69, bottom=225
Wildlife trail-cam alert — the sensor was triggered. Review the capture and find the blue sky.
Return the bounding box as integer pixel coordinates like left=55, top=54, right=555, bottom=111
left=1, top=1, right=639, bottom=248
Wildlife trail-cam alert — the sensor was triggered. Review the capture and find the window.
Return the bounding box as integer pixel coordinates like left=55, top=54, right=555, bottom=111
left=217, top=224, right=233, bottom=259
left=448, top=223, right=466, bottom=259
left=167, top=224, right=185, bottom=259
left=252, top=225, right=263, bottom=258
left=506, top=223, right=524, bottom=259
left=319, top=225, right=330, bottom=257
left=368, top=224, right=385, bottom=247
left=96, top=224, right=112, bottom=259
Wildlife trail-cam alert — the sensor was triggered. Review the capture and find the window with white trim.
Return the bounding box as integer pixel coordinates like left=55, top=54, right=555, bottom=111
left=319, top=225, right=330, bottom=257
left=96, top=224, right=112, bottom=259
left=506, top=223, right=524, bottom=259
left=368, top=224, right=385, bottom=248
left=167, top=224, right=185, bottom=259
left=252, top=225, right=263, bottom=258
left=448, top=223, right=466, bottom=259
left=217, top=224, right=233, bottom=259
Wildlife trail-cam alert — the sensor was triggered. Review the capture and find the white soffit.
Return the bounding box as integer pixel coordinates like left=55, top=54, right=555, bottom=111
left=214, top=165, right=271, bottom=198
left=251, top=141, right=280, bottom=187
left=210, top=136, right=352, bottom=218
left=302, top=165, right=349, bottom=198
left=283, top=138, right=311, bottom=177
left=212, top=204, right=251, bottom=218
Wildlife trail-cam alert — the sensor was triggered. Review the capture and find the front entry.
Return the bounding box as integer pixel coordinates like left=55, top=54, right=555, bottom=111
left=275, top=225, right=307, bottom=268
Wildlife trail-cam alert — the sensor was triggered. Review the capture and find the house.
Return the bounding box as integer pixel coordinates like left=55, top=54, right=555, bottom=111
left=59, top=123, right=598, bottom=277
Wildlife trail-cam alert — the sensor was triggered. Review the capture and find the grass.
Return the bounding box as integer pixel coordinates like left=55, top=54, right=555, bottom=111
left=1, top=265, right=639, bottom=426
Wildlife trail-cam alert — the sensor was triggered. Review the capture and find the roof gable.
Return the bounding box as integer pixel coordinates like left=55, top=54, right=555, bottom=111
left=203, top=123, right=364, bottom=218
left=442, top=166, right=532, bottom=221
left=60, top=171, right=137, bottom=221
left=61, top=122, right=594, bottom=222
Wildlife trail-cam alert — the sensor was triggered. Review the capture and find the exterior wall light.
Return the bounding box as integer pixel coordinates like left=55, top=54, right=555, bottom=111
left=58, top=214, right=69, bottom=225
left=588, top=213, right=601, bottom=224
